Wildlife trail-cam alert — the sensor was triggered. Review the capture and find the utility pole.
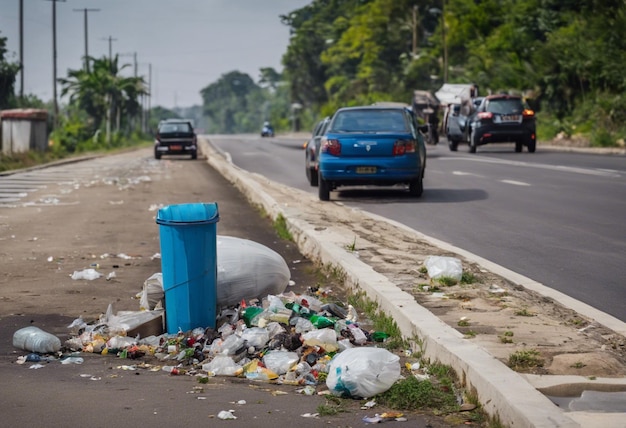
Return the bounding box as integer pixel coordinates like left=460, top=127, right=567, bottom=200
left=19, top=0, right=24, bottom=100
left=73, top=8, right=100, bottom=72
left=46, top=0, right=66, bottom=129
left=442, top=0, right=448, bottom=83
left=412, top=5, right=418, bottom=58
left=102, top=36, right=117, bottom=64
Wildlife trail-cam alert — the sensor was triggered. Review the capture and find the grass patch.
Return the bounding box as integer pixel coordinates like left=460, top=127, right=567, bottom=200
left=457, top=318, right=470, bottom=327
left=460, top=271, right=477, bottom=284
left=376, top=369, right=459, bottom=413
left=345, top=236, right=357, bottom=252
left=436, top=276, right=458, bottom=287
left=508, top=349, right=544, bottom=371
left=273, top=214, right=292, bottom=241
left=514, top=308, right=535, bottom=317
left=317, top=395, right=347, bottom=416
left=571, top=361, right=586, bottom=369
left=464, top=330, right=477, bottom=338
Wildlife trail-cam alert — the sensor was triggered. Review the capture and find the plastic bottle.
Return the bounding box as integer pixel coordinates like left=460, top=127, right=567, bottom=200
left=162, top=365, right=186, bottom=375
left=12, top=326, right=62, bottom=353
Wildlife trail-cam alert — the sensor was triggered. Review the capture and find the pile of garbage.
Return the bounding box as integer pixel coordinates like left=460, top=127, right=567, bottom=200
left=12, top=242, right=471, bottom=399
left=14, top=290, right=402, bottom=399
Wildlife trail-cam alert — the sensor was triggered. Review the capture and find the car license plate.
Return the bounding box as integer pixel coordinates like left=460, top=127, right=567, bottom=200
left=356, top=166, right=376, bottom=174
left=501, top=114, right=520, bottom=122
left=170, top=145, right=182, bottom=150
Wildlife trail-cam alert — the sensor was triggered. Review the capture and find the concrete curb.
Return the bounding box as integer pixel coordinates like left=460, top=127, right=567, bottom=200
left=198, top=138, right=626, bottom=427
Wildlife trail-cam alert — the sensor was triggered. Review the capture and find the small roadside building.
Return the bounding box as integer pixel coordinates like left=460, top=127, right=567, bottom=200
left=1, top=109, right=49, bottom=154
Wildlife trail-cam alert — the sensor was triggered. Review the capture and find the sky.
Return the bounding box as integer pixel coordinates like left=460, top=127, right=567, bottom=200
left=0, top=0, right=310, bottom=109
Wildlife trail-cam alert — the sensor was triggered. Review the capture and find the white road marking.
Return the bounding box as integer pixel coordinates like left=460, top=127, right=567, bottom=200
left=443, top=157, right=621, bottom=178
left=501, top=180, right=530, bottom=186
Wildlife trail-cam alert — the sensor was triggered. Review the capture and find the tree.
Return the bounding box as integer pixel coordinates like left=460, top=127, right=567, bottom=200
left=59, top=55, right=147, bottom=139
left=0, top=32, right=20, bottom=109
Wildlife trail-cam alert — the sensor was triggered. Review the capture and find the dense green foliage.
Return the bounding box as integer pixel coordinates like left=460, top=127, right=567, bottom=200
left=3, top=2, right=626, bottom=147
left=279, top=0, right=626, bottom=145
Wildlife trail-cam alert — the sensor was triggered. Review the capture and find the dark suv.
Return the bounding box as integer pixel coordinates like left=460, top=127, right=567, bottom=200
left=154, top=120, right=197, bottom=159
left=304, top=116, right=330, bottom=186
left=465, top=94, right=536, bottom=153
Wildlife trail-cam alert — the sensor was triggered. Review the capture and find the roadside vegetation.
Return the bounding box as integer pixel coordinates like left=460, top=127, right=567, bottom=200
left=2, top=0, right=624, bottom=174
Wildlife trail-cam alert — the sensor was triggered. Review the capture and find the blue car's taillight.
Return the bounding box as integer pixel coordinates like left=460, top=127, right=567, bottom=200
left=321, top=138, right=341, bottom=156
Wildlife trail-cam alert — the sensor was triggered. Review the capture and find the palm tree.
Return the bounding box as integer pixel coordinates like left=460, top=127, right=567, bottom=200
left=60, top=55, right=148, bottom=143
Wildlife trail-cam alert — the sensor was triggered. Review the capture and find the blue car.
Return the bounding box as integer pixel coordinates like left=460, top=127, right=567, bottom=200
left=317, top=105, right=427, bottom=201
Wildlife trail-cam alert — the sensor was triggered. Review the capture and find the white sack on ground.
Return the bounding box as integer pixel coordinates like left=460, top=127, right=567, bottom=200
left=216, top=236, right=290, bottom=307
left=141, top=236, right=291, bottom=309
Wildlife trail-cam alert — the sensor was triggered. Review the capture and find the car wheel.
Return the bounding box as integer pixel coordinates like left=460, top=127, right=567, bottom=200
left=515, top=142, right=523, bottom=153
left=448, top=139, right=458, bottom=152
left=191, top=151, right=197, bottom=160
left=155, top=151, right=161, bottom=160
left=318, top=175, right=330, bottom=201
left=527, top=139, right=536, bottom=153
left=469, top=131, right=478, bottom=153
left=408, top=176, right=424, bottom=197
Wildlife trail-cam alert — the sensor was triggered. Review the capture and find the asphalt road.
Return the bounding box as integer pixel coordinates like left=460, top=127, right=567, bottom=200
left=0, top=148, right=462, bottom=428
left=209, top=134, right=626, bottom=323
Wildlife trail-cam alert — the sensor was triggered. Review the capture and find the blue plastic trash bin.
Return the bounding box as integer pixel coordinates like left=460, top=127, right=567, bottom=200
left=156, top=203, right=220, bottom=333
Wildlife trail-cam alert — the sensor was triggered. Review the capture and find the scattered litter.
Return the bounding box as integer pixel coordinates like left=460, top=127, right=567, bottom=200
left=70, top=268, right=102, bottom=280
left=217, top=410, right=237, bottom=420
left=150, top=253, right=161, bottom=260
left=60, top=356, right=84, bottom=364
left=361, top=400, right=377, bottom=409
left=106, top=272, right=116, bottom=280
left=29, top=364, right=45, bottom=369
left=301, top=413, right=319, bottom=418
left=47, top=256, right=54, bottom=262
left=488, top=284, right=506, bottom=294
left=424, top=255, right=463, bottom=281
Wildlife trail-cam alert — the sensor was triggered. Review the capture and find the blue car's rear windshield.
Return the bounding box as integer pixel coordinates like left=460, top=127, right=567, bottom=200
left=330, top=110, right=409, bottom=133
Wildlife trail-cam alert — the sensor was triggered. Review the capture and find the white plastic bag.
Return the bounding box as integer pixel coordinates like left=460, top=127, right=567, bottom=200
left=70, top=268, right=102, bottom=280
left=139, top=273, right=164, bottom=311
left=13, top=326, right=62, bottom=353
left=262, top=351, right=299, bottom=375
left=202, top=355, right=241, bottom=376
left=326, top=347, right=401, bottom=398
left=241, top=327, right=270, bottom=349
left=424, top=256, right=463, bottom=281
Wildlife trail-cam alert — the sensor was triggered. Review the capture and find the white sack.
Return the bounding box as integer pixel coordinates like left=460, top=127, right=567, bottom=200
left=216, top=235, right=290, bottom=307
left=140, top=236, right=291, bottom=310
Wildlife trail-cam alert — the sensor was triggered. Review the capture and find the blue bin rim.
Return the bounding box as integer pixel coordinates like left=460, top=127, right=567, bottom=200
left=156, top=217, right=219, bottom=226
left=156, top=202, right=219, bottom=226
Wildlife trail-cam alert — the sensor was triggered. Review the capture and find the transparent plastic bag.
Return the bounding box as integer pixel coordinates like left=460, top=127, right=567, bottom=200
left=202, top=355, right=241, bottom=376
left=241, top=327, right=270, bottom=349
left=13, top=326, right=62, bottom=353
left=262, top=351, right=299, bottom=375
left=424, top=256, right=463, bottom=281
left=326, top=347, right=401, bottom=398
